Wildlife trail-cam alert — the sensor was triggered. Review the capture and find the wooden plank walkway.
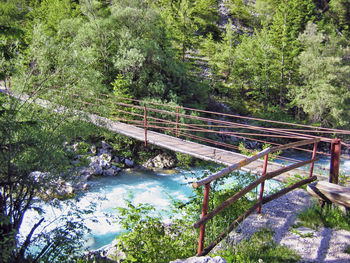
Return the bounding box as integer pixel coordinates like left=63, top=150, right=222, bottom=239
left=86, top=112, right=322, bottom=181
left=0, top=87, right=323, bottom=181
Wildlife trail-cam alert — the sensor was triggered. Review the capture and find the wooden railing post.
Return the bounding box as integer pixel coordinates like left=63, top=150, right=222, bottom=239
left=198, top=183, right=210, bottom=255
left=309, top=142, right=318, bottom=177
left=257, top=154, right=268, bottom=214
left=330, top=139, right=341, bottom=184
left=144, top=106, right=147, bottom=147
left=176, top=106, right=179, bottom=137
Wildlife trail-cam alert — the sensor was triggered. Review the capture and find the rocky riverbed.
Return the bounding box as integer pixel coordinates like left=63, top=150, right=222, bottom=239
left=34, top=140, right=179, bottom=200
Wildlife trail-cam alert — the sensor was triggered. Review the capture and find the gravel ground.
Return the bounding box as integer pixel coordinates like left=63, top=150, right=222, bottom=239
left=214, top=189, right=350, bottom=263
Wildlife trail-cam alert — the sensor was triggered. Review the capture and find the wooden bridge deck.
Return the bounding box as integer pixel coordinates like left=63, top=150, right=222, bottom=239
left=0, top=87, right=322, bottom=181
left=86, top=112, right=320, bottom=181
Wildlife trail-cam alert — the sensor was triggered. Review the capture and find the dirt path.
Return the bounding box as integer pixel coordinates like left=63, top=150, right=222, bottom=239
left=214, top=189, right=350, bottom=262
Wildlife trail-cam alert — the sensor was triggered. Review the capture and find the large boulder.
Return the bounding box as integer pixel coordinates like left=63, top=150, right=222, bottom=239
left=124, top=158, right=134, bottom=168
left=99, top=141, right=114, bottom=155
left=144, top=153, right=177, bottom=169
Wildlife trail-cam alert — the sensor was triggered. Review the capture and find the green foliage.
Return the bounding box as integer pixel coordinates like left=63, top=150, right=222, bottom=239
left=319, top=0, right=350, bottom=39
left=339, top=172, right=350, bottom=186
left=296, top=203, right=350, bottom=231
left=215, top=228, right=301, bottom=263
left=0, top=93, right=90, bottom=262
left=109, top=134, right=138, bottom=159
left=238, top=143, right=281, bottom=161
left=31, top=0, right=80, bottom=38
left=345, top=245, right=350, bottom=254
left=227, top=0, right=259, bottom=28
left=284, top=174, right=308, bottom=190
left=0, top=0, right=30, bottom=79
left=157, top=0, right=219, bottom=61
left=175, top=152, right=196, bottom=168
left=116, top=196, right=197, bottom=263
left=291, top=22, right=350, bottom=127
left=113, top=167, right=258, bottom=262
left=290, top=228, right=314, bottom=238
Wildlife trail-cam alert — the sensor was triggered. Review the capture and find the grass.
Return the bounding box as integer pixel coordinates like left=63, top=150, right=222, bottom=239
left=295, top=203, right=350, bottom=231
left=214, top=228, right=301, bottom=263
left=345, top=245, right=350, bottom=254
left=290, top=228, right=314, bottom=238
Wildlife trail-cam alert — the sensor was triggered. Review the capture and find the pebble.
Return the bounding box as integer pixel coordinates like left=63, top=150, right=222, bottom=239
left=215, top=189, right=350, bottom=263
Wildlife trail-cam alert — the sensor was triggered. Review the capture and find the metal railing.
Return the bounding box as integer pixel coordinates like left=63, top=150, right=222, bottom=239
left=192, top=138, right=321, bottom=256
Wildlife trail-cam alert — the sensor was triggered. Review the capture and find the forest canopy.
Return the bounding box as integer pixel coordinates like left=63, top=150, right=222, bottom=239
left=1, top=0, right=350, bottom=262
left=2, top=0, right=350, bottom=127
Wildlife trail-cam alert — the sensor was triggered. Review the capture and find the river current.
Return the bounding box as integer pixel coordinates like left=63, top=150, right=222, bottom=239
left=21, top=153, right=350, bottom=251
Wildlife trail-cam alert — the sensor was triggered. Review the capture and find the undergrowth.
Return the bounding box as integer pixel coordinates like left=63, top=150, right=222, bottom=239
left=345, top=245, right=350, bottom=254
left=113, top=167, right=258, bottom=262
left=215, top=228, right=301, bottom=263
left=295, top=202, right=350, bottom=231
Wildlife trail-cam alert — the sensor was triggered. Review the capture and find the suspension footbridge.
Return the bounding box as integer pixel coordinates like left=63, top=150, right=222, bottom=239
left=2, top=85, right=350, bottom=255
left=1, top=86, right=349, bottom=181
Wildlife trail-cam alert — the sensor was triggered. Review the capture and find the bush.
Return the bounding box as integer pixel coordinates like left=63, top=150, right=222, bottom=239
left=115, top=198, right=197, bottom=262
left=296, top=203, right=350, bottom=231
left=215, top=228, right=301, bottom=263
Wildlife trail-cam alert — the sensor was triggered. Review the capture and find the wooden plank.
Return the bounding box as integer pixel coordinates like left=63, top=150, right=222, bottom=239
left=193, top=159, right=319, bottom=229
left=198, top=176, right=317, bottom=256
left=1, top=88, right=323, bottom=181
left=271, top=138, right=320, bottom=153
left=307, top=181, right=350, bottom=208
left=193, top=148, right=271, bottom=188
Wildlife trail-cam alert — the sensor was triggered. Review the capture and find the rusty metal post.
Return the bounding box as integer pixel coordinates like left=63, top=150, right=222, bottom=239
left=309, top=142, right=318, bottom=177
left=329, top=139, right=341, bottom=184
left=144, top=106, right=147, bottom=147
left=198, top=183, right=210, bottom=255
left=257, top=154, right=268, bottom=214
left=176, top=106, right=179, bottom=137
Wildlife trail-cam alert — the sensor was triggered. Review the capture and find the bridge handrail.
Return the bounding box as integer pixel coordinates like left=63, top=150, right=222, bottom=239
left=193, top=137, right=320, bottom=256
left=109, top=94, right=350, bottom=136
left=193, top=138, right=320, bottom=188
left=193, top=157, right=320, bottom=229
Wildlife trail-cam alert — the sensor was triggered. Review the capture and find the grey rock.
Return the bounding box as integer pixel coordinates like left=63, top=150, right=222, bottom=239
left=144, top=153, right=176, bottom=169
left=124, top=158, right=134, bottom=167
left=90, top=145, right=97, bottom=154
left=103, top=168, right=118, bottom=177
left=89, top=155, right=110, bottom=173
left=89, top=160, right=103, bottom=175
left=30, top=171, right=50, bottom=182
left=76, top=183, right=90, bottom=191
left=73, top=143, right=79, bottom=152
left=101, top=141, right=113, bottom=150
left=100, top=153, right=112, bottom=163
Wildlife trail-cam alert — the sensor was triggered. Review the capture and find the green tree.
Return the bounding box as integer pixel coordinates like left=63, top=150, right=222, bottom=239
left=318, top=0, right=350, bottom=39
left=291, top=22, right=350, bottom=127
left=227, top=0, right=259, bottom=29
left=268, top=0, right=316, bottom=105
left=233, top=28, right=280, bottom=109
left=0, top=92, right=90, bottom=262
left=157, top=0, right=219, bottom=62
left=0, top=0, right=31, bottom=80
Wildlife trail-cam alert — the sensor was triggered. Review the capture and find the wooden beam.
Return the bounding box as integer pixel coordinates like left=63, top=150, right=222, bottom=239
left=193, top=157, right=319, bottom=228
left=192, top=148, right=271, bottom=188
left=197, top=176, right=317, bottom=256
left=307, top=181, right=350, bottom=208
left=270, top=138, right=321, bottom=153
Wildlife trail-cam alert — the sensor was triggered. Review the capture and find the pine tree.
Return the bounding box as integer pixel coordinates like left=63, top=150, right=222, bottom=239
left=292, top=22, right=350, bottom=127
